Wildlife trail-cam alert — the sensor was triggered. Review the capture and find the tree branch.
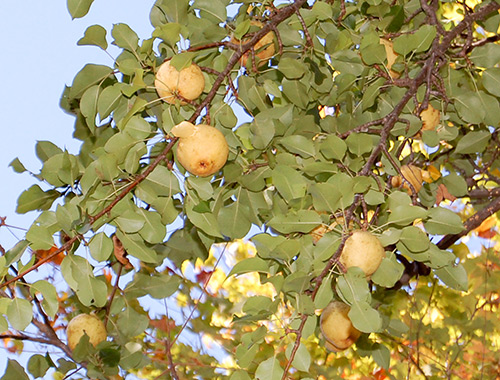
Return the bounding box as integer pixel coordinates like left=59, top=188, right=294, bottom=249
left=437, top=195, right=500, bottom=249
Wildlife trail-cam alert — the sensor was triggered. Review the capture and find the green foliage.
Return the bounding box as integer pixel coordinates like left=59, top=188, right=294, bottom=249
left=2, top=0, right=500, bottom=379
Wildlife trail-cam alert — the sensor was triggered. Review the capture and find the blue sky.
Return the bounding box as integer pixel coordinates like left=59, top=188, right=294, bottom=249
left=0, top=0, right=155, bottom=375
left=0, top=1, right=154, bottom=250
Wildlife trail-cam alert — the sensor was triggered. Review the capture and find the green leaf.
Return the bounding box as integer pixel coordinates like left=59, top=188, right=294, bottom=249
left=27, top=355, right=51, bottom=379
left=194, top=0, right=227, bottom=23
left=31, top=280, right=59, bottom=319
left=454, top=93, right=486, bottom=124
left=138, top=165, right=181, bottom=196
left=116, top=307, right=149, bottom=337
left=285, top=343, right=311, bottom=372
left=372, top=343, right=391, bottom=369
left=80, top=85, right=100, bottom=129
left=67, top=0, right=94, bottom=19
left=151, top=0, right=188, bottom=25
left=455, top=130, right=491, bottom=154
left=77, top=24, right=108, bottom=49
left=5, top=240, right=29, bottom=266
left=77, top=276, right=108, bottom=307
left=7, top=298, right=33, bottom=330
left=388, top=205, right=428, bottom=226
left=371, top=256, right=404, bottom=288
left=279, top=135, right=315, bottom=158
left=218, top=201, right=252, bottom=239
left=309, top=183, right=341, bottom=213
left=99, top=348, right=121, bottom=367
left=250, top=117, right=275, bottom=149
left=278, top=58, right=306, bottom=79
left=61, top=254, right=92, bottom=290
left=360, top=41, right=386, bottom=66
left=1, top=360, right=29, bottom=380
left=88, top=232, right=114, bottom=262
left=26, top=225, right=55, bottom=250
left=9, top=158, right=26, bottom=174
left=282, top=79, right=309, bottom=109
left=424, top=208, right=464, bottom=235
left=112, top=23, right=139, bottom=52
left=16, top=185, right=60, bottom=214
left=137, top=209, right=166, bottom=244
left=482, top=68, right=500, bottom=97
left=230, top=370, right=252, bottom=380
left=346, top=133, right=374, bottom=156
left=115, top=230, right=159, bottom=263
left=442, top=171, right=468, bottom=197
left=394, top=25, right=436, bottom=55
left=36, top=140, right=63, bottom=162
left=98, top=84, right=123, bottom=119
left=273, top=165, right=307, bottom=201
left=255, top=357, right=284, bottom=380
left=319, top=135, right=347, bottom=160
left=228, top=257, right=270, bottom=278
left=336, top=268, right=371, bottom=305
left=399, top=226, right=429, bottom=253
left=330, top=50, right=365, bottom=76
left=434, top=263, right=468, bottom=291
left=413, top=25, right=437, bottom=53
left=125, top=272, right=181, bottom=299
left=0, top=316, right=7, bottom=333
left=311, top=1, right=333, bottom=20
left=348, top=301, right=383, bottom=333
left=170, top=52, right=196, bottom=71
left=186, top=203, right=222, bottom=238
left=470, top=43, right=500, bottom=68
left=268, top=210, right=321, bottom=234
left=115, top=210, right=145, bottom=233
left=69, top=64, right=114, bottom=99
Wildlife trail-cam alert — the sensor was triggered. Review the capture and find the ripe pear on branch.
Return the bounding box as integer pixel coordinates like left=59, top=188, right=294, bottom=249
left=320, top=301, right=361, bottom=351
left=171, top=121, right=229, bottom=177
left=339, top=230, right=385, bottom=277
left=66, top=313, right=107, bottom=351
left=155, top=60, right=205, bottom=104
left=231, top=20, right=276, bottom=68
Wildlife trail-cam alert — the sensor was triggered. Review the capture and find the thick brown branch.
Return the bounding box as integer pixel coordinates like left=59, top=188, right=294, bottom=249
left=437, top=195, right=500, bottom=250
left=190, top=0, right=309, bottom=122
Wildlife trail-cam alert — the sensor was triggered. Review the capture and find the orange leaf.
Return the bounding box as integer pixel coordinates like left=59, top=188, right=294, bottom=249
left=35, top=245, right=65, bottom=266
left=474, top=215, right=497, bottom=234
left=435, top=184, right=457, bottom=205
left=112, top=234, right=133, bottom=269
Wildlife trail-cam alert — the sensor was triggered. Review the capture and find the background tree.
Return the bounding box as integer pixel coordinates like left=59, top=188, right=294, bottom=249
left=1, top=0, right=500, bottom=379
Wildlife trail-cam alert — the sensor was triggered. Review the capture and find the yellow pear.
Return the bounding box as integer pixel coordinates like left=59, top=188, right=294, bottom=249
left=155, top=60, right=205, bottom=104
left=339, top=230, right=385, bottom=277
left=172, top=121, right=229, bottom=177
left=320, top=301, right=361, bottom=351
left=380, top=38, right=400, bottom=79
left=232, top=21, right=276, bottom=68
left=66, top=313, right=107, bottom=351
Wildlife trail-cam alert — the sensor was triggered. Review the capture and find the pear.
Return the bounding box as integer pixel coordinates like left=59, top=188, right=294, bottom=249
left=66, top=313, right=107, bottom=351
left=320, top=301, right=361, bottom=351
left=232, top=21, right=276, bottom=68
left=339, top=230, right=385, bottom=277
left=171, top=121, right=229, bottom=177
left=155, top=60, right=205, bottom=104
